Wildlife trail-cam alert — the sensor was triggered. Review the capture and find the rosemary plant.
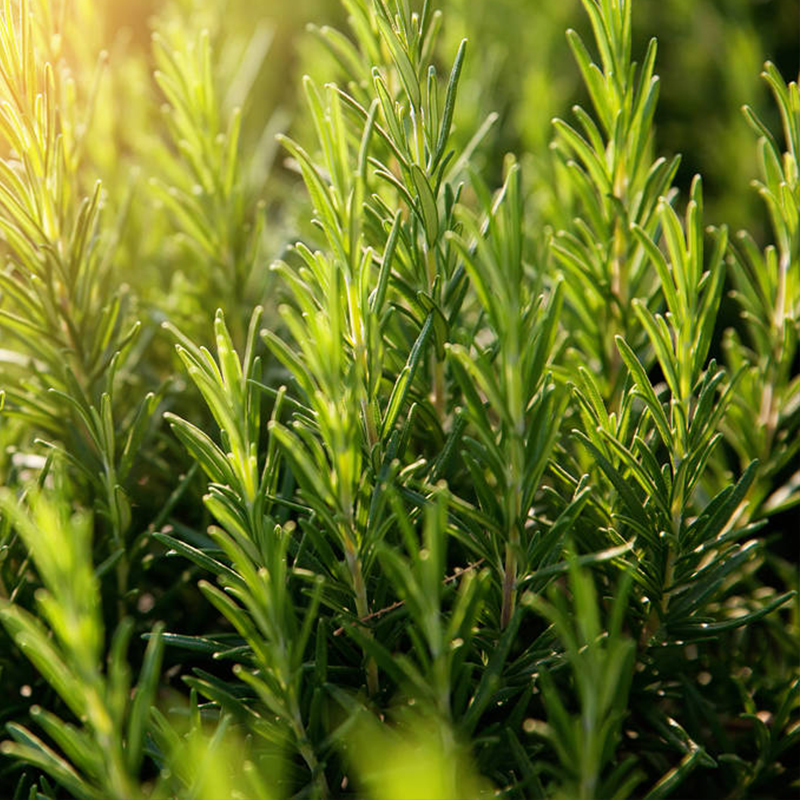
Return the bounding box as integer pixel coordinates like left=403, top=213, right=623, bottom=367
left=0, top=0, right=157, bottom=606
left=0, top=0, right=796, bottom=798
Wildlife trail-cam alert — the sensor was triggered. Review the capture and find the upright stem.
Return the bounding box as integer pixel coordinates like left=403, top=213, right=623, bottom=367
left=115, top=559, right=129, bottom=621
left=640, top=480, right=682, bottom=646
left=432, top=356, right=446, bottom=420
left=500, top=539, right=517, bottom=629
left=607, top=210, right=628, bottom=406
left=424, top=245, right=446, bottom=422
left=345, top=537, right=379, bottom=695
left=502, top=443, right=524, bottom=629
left=362, top=398, right=379, bottom=450
left=292, top=705, right=329, bottom=799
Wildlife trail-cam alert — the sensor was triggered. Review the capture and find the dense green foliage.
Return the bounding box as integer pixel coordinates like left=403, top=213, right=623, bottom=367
left=0, top=0, right=797, bottom=797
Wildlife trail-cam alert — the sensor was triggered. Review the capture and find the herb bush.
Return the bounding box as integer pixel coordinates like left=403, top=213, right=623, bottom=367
left=0, top=0, right=797, bottom=797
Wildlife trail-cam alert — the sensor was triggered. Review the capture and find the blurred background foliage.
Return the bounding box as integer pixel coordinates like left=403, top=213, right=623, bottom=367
left=52, top=0, right=800, bottom=245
